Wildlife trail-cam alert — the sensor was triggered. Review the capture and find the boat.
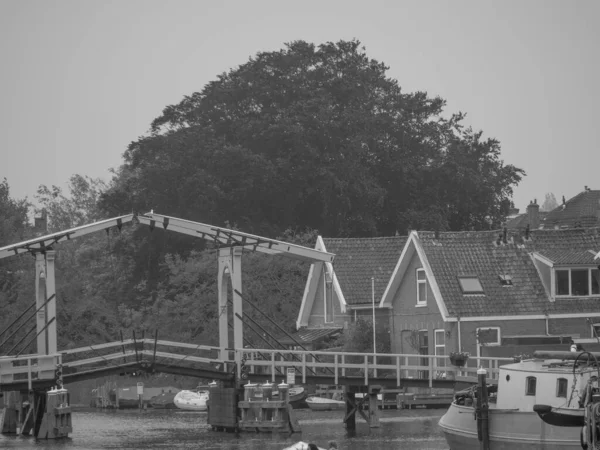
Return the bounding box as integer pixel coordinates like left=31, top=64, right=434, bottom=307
left=282, top=442, right=327, bottom=450
left=150, top=391, right=178, bottom=409
left=306, top=395, right=345, bottom=411
left=271, top=386, right=308, bottom=408
left=173, top=389, right=209, bottom=411
left=438, top=350, right=600, bottom=449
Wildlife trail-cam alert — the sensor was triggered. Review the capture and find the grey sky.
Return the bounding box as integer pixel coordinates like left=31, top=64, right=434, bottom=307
left=1, top=0, right=598, bottom=214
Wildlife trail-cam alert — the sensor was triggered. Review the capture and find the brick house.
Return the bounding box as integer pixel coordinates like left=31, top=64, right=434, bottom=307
left=297, top=227, right=600, bottom=362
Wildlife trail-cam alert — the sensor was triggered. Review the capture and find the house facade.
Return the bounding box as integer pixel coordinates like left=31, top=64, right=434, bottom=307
left=297, top=227, right=600, bottom=364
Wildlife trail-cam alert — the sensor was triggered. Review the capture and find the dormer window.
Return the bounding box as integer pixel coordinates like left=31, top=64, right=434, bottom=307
left=555, top=268, right=600, bottom=297
left=416, top=268, right=427, bottom=306
left=458, top=276, right=484, bottom=294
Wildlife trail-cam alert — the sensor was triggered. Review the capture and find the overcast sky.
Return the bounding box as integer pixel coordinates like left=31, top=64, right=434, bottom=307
left=1, top=0, right=598, bottom=215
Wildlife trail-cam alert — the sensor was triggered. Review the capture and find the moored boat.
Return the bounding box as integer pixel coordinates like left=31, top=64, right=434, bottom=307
left=173, top=389, right=209, bottom=411
left=306, top=395, right=345, bottom=411
left=438, top=350, right=600, bottom=449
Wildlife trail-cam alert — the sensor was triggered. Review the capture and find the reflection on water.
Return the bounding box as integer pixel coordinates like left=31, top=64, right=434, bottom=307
left=0, top=408, right=448, bottom=450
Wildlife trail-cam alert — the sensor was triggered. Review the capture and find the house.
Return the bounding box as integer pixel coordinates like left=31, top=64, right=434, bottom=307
left=507, top=187, right=600, bottom=231
left=297, top=227, right=600, bottom=364
left=543, top=187, right=600, bottom=229
left=291, top=235, right=407, bottom=349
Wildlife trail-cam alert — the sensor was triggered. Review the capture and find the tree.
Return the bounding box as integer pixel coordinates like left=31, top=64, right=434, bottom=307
left=541, top=193, right=559, bottom=212
left=100, top=39, right=524, bottom=238
left=0, top=179, right=35, bottom=353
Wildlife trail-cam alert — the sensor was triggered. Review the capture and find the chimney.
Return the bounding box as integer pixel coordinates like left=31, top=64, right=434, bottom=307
left=34, top=209, right=47, bottom=233
left=527, top=199, right=540, bottom=229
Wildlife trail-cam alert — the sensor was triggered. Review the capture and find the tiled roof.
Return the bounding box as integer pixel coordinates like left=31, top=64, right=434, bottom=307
left=418, top=227, right=600, bottom=318
left=543, top=190, right=600, bottom=229
left=506, top=212, right=548, bottom=230
left=527, top=227, right=600, bottom=265
left=323, top=236, right=407, bottom=305
left=278, top=327, right=342, bottom=346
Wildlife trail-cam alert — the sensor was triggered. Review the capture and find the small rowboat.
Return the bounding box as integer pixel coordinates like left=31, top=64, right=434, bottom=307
left=305, top=395, right=345, bottom=411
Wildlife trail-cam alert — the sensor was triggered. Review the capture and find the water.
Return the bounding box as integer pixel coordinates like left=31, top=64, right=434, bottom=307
left=0, top=408, right=449, bottom=450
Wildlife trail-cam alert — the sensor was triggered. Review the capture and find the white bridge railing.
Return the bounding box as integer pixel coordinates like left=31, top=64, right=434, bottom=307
left=238, top=349, right=515, bottom=387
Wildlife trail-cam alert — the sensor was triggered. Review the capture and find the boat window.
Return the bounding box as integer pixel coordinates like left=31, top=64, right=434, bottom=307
left=525, top=376, right=537, bottom=396
left=556, top=378, right=568, bottom=398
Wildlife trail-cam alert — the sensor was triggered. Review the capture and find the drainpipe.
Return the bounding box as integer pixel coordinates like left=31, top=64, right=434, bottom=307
left=545, top=316, right=549, bottom=335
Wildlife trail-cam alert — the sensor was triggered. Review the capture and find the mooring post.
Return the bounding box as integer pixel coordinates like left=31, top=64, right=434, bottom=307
left=343, top=386, right=356, bottom=431
left=368, top=385, right=381, bottom=428
left=477, top=367, right=489, bottom=450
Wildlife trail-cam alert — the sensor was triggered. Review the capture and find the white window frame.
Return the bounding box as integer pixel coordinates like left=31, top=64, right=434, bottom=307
left=434, top=329, right=446, bottom=372
left=416, top=268, right=427, bottom=306
left=554, top=267, right=600, bottom=297
left=591, top=322, right=600, bottom=339
left=476, top=327, right=501, bottom=359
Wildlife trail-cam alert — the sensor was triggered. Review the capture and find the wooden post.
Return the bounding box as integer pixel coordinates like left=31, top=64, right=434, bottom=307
left=1, top=391, right=18, bottom=434
left=368, top=385, right=381, bottom=428
left=343, top=386, right=356, bottom=431
left=477, top=367, right=489, bottom=450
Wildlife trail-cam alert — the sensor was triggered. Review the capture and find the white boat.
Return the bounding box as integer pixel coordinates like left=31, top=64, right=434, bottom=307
left=306, top=395, right=345, bottom=411
left=173, top=389, right=209, bottom=411
left=438, top=350, right=599, bottom=449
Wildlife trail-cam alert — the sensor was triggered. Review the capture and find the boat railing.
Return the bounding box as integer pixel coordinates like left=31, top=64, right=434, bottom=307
left=238, top=349, right=514, bottom=387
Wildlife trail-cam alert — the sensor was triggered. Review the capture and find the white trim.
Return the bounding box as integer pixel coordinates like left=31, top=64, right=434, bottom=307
left=317, top=236, right=348, bottom=313
left=379, top=231, right=449, bottom=320
left=446, top=313, right=600, bottom=322
left=531, top=252, right=554, bottom=267
left=349, top=304, right=392, bottom=310
left=554, top=267, right=600, bottom=298
left=297, top=263, right=315, bottom=329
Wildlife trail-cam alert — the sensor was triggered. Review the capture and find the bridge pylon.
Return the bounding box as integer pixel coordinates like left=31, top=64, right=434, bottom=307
left=218, top=247, right=243, bottom=376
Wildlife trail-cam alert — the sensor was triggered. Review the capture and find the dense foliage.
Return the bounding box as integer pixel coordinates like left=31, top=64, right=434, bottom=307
left=1, top=39, right=524, bottom=355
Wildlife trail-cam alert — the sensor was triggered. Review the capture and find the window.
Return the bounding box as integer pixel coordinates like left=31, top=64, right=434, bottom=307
left=434, top=329, right=446, bottom=372
left=592, top=323, right=600, bottom=338
left=418, top=329, right=429, bottom=379
left=458, top=276, right=484, bottom=294
left=555, top=268, right=600, bottom=297
left=526, top=376, right=537, bottom=396
left=416, top=269, right=427, bottom=306
left=476, top=327, right=501, bottom=359
left=499, top=275, right=513, bottom=286
left=556, top=378, right=568, bottom=398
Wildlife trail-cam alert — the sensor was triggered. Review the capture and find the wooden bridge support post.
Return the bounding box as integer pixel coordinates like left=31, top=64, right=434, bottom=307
left=1, top=391, right=18, bottom=434
left=368, top=385, right=381, bottom=428
left=45, top=251, right=57, bottom=355
left=217, top=247, right=244, bottom=369
left=343, top=386, right=356, bottom=431
left=35, top=253, right=47, bottom=355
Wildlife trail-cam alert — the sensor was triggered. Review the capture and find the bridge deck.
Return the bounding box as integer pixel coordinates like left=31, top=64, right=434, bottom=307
left=1, top=339, right=512, bottom=392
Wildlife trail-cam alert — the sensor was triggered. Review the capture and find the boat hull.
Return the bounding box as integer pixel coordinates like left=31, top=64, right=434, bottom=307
left=173, top=390, right=208, bottom=411
left=306, top=398, right=345, bottom=411
left=439, top=402, right=582, bottom=449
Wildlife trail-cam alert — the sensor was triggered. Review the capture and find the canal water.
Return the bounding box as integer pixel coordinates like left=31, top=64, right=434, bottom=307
left=0, top=407, right=448, bottom=449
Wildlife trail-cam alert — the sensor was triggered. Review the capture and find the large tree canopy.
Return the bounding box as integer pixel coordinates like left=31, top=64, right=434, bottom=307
left=101, top=39, right=523, bottom=237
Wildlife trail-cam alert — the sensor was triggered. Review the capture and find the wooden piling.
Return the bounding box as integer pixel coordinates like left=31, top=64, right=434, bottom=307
left=368, top=385, right=381, bottom=428
left=1, top=391, right=18, bottom=434
left=344, top=386, right=356, bottom=431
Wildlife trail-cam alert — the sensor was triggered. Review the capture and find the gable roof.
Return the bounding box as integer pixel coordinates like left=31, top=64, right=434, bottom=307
left=402, top=227, right=600, bottom=320
left=544, top=189, right=600, bottom=229
left=323, top=236, right=407, bottom=306
left=506, top=211, right=548, bottom=230
left=528, top=227, right=600, bottom=265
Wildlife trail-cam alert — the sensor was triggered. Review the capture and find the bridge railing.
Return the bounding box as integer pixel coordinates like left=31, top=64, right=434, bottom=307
left=239, top=349, right=514, bottom=386
left=0, top=353, right=60, bottom=387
